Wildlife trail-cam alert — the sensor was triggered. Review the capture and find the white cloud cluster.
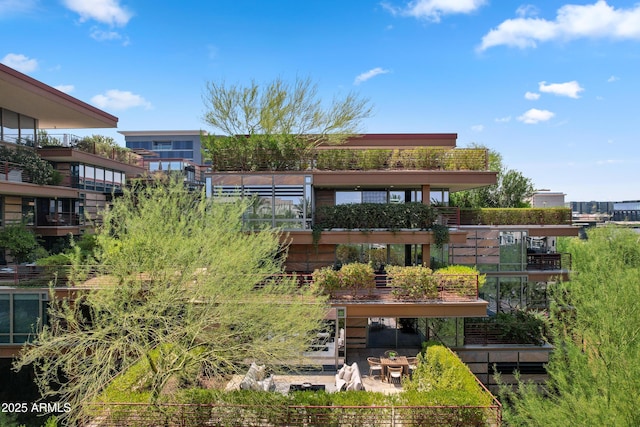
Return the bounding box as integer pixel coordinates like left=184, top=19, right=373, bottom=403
left=479, top=1, right=640, bottom=51
left=524, top=91, right=540, bottom=100
left=54, top=84, right=75, bottom=94
left=354, top=67, right=390, bottom=85
left=62, top=0, right=132, bottom=26
left=91, top=89, right=151, bottom=110
left=517, top=108, right=554, bottom=124
left=1, top=53, right=38, bottom=73
left=539, top=80, right=584, bottom=98
left=0, top=0, right=37, bottom=15
left=384, top=0, right=487, bottom=22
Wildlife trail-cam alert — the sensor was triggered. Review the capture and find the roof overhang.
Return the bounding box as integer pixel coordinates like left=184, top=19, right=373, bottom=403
left=0, top=64, right=118, bottom=129
left=312, top=170, right=498, bottom=193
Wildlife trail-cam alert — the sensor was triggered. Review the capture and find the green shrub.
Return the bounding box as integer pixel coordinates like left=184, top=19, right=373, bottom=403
left=340, top=262, right=375, bottom=297
left=312, top=266, right=342, bottom=294
left=434, top=265, right=484, bottom=298
left=387, top=265, right=438, bottom=300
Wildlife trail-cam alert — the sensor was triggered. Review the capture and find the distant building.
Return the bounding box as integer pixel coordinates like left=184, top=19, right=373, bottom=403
left=120, top=130, right=206, bottom=165
left=528, top=191, right=566, bottom=208
left=613, top=201, right=640, bottom=222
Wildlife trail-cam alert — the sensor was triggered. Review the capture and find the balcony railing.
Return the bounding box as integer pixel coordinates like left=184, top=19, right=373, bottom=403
left=208, top=147, right=489, bottom=172
left=0, top=160, right=35, bottom=184
left=3, top=268, right=480, bottom=303
left=38, top=133, right=143, bottom=166
left=83, top=401, right=501, bottom=426
left=526, top=252, right=571, bottom=271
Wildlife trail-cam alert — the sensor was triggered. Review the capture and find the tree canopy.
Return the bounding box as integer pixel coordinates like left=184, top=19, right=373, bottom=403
left=502, top=226, right=640, bottom=426
left=450, top=144, right=534, bottom=208
left=202, top=76, right=372, bottom=144
left=15, top=179, right=328, bottom=424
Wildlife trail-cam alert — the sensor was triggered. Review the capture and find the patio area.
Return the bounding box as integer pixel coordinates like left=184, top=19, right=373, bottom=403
left=225, top=346, right=421, bottom=395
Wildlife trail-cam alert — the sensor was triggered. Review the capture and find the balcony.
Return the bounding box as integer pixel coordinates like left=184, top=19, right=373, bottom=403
left=38, top=133, right=143, bottom=166
left=0, top=160, right=36, bottom=184
left=526, top=252, right=571, bottom=271
left=208, top=146, right=489, bottom=172
left=459, top=207, right=573, bottom=226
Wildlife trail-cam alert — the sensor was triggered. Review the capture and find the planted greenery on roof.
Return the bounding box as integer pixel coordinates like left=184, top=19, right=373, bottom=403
left=460, top=207, right=572, bottom=225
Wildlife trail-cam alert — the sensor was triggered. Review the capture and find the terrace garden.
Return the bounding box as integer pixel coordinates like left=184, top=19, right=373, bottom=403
left=85, top=342, right=501, bottom=426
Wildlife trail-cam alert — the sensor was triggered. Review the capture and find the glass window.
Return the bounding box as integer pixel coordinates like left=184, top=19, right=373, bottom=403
left=362, top=191, right=387, bottom=204
left=19, top=115, right=36, bottom=146
left=336, top=191, right=361, bottom=205
left=173, top=140, right=193, bottom=149
left=152, top=141, right=172, bottom=150
left=0, top=294, right=9, bottom=335
left=1, top=109, right=19, bottom=143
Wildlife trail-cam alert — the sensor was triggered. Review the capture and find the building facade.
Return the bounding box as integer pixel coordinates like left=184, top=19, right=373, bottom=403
left=0, top=63, right=144, bottom=356
left=203, top=133, right=579, bottom=375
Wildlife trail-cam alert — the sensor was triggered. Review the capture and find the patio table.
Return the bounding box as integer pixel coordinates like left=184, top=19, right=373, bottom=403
left=380, top=356, right=409, bottom=381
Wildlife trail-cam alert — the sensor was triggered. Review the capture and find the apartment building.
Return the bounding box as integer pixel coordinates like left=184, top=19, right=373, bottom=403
left=0, top=63, right=144, bottom=356
left=203, top=132, right=579, bottom=385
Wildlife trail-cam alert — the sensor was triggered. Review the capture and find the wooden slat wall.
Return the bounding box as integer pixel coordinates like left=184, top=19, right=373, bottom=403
left=3, top=196, right=22, bottom=223
left=346, top=318, right=368, bottom=349
left=450, top=229, right=500, bottom=265
left=285, top=244, right=335, bottom=273
left=314, top=189, right=334, bottom=208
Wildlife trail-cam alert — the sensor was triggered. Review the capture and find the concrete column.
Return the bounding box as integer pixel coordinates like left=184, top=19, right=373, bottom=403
left=421, top=184, right=431, bottom=266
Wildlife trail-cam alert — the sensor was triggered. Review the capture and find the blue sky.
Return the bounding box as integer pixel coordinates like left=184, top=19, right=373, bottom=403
left=2, top=0, right=640, bottom=202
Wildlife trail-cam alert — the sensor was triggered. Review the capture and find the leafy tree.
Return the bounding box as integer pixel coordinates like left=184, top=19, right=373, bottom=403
left=0, top=223, right=43, bottom=263
left=501, top=226, right=640, bottom=426
left=201, top=76, right=373, bottom=169
left=450, top=144, right=534, bottom=208
left=14, top=178, right=328, bottom=424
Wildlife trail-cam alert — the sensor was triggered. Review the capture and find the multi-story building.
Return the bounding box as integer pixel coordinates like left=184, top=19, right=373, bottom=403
left=0, top=63, right=144, bottom=356
left=204, top=133, right=579, bottom=387
left=121, top=130, right=206, bottom=165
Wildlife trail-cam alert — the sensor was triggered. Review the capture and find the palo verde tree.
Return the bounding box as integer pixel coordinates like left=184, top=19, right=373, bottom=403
left=14, top=178, right=328, bottom=424
left=501, top=226, right=640, bottom=426
left=450, top=144, right=534, bottom=208
left=201, top=76, right=373, bottom=170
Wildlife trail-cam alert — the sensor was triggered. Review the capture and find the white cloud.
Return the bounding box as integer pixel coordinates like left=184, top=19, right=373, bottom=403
left=91, top=89, right=151, bottom=110
left=516, top=4, right=539, bottom=18
left=354, top=67, right=390, bottom=85
left=479, top=0, right=640, bottom=51
left=495, top=116, right=511, bottom=123
left=607, top=75, right=619, bottom=82
left=0, top=0, right=38, bottom=15
left=471, top=124, right=484, bottom=132
left=90, top=28, right=125, bottom=43
left=1, top=53, right=38, bottom=73
left=524, top=91, right=540, bottom=100
left=62, top=0, right=132, bottom=26
left=539, top=80, right=584, bottom=98
left=383, top=0, right=487, bottom=22
left=517, top=108, right=555, bottom=124
left=54, top=84, right=75, bottom=94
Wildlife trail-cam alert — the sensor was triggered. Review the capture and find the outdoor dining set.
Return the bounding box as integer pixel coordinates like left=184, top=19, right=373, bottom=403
left=367, top=350, right=418, bottom=384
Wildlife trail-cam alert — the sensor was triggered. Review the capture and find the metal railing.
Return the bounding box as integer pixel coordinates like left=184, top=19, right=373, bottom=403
left=2, top=268, right=481, bottom=303
left=526, top=252, right=571, bottom=271
left=82, top=401, right=501, bottom=426
left=38, top=133, right=143, bottom=166
left=0, top=160, right=35, bottom=183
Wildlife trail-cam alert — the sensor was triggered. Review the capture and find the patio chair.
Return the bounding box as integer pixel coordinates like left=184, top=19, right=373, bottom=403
left=406, top=356, right=418, bottom=376
left=387, top=366, right=403, bottom=384
left=367, top=357, right=383, bottom=379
